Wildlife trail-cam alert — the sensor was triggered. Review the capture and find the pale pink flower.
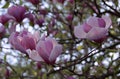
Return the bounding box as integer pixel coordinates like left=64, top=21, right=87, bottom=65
left=0, top=14, right=15, bottom=25
left=8, top=5, right=26, bottom=22
left=9, top=30, right=39, bottom=54
left=74, top=15, right=112, bottom=43
left=27, top=37, right=62, bottom=64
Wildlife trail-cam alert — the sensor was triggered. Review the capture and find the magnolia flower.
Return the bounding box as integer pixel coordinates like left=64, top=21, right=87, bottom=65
left=9, top=30, right=39, bottom=54
left=27, top=37, right=62, bottom=64
left=0, top=14, right=15, bottom=25
left=74, top=15, right=112, bottom=43
left=8, top=5, right=26, bottom=22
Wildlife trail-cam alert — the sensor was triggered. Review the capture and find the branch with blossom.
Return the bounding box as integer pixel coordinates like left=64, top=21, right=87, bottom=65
left=0, top=0, right=120, bottom=79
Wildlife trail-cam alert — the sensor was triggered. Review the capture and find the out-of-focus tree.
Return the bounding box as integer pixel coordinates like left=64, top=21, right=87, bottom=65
left=0, top=0, right=120, bottom=79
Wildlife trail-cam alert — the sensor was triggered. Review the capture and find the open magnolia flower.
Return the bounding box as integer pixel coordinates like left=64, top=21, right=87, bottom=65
left=0, top=14, right=15, bottom=25
left=74, top=15, right=112, bottom=43
left=27, top=37, right=62, bottom=64
left=9, top=30, right=39, bottom=54
left=8, top=5, right=26, bottom=23
left=8, top=5, right=34, bottom=23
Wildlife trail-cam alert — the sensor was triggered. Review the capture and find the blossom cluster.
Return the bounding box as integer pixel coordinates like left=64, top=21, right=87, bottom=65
left=9, top=30, right=62, bottom=65
left=0, top=0, right=112, bottom=66
left=0, top=4, right=63, bottom=65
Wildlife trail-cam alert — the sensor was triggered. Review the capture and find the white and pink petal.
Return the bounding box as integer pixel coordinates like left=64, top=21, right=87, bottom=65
left=26, top=49, right=44, bottom=61
left=102, top=15, right=112, bottom=29
left=49, top=44, right=62, bottom=63
left=86, top=27, right=107, bottom=41
left=74, top=25, right=87, bottom=39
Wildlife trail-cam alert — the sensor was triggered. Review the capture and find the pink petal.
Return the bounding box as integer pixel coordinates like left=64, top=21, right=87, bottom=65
left=36, top=41, right=50, bottom=61
left=45, top=40, right=53, bottom=54
left=23, top=35, right=36, bottom=50
left=46, top=37, right=58, bottom=46
left=26, top=49, right=44, bottom=61
left=9, top=32, right=17, bottom=45
left=83, top=23, right=92, bottom=33
left=9, top=23, right=17, bottom=34
left=49, top=44, right=62, bottom=63
left=33, top=31, right=40, bottom=42
left=0, top=14, right=15, bottom=24
left=16, top=36, right=27, bottom=52
left=0, top=24, right=6, bottom=33
left=86, top=27, right=107, bottom=40
left=102, top=15, right=112, bottom=29
left=9, top=32, right=27, bottom=53
left=87, top=16, right=99, bottom=27
left=74, top=25, right=87, bottom=39
left=98, top=18, right=106, bottom=28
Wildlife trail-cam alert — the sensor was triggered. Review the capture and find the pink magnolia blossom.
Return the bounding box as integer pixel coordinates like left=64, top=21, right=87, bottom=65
left=0, top=14, right=15, bottom=25
left=27, top=37, right=62, bottom=64
left=74, top=15, right=112, bottom=43
left=8, top=5, right=26, bottom=22
left=9, top=30, right=39, bottom=54
left=0, top=24, right=6, bottom=38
